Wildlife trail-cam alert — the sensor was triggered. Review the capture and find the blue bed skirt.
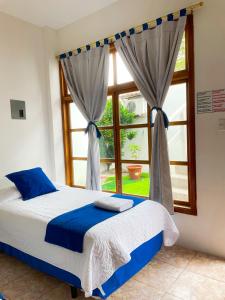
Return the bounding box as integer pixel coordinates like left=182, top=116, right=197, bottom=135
left=0, top=231, right=163, bottom=299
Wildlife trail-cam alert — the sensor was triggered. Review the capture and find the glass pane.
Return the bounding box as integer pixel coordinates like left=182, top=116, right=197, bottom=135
left=164, top=83, right=187, bottom=122
left=108, top=54, right=114, bottom=86
left=121, top=128, right=149, bottom=161
left=170, top=165, right=188, bottom=201
left=122, top=164, right=150, bottom=197
left=101, top=163, right=116, bottom=192
left=70, top=103, right=87, bottom=129
left=72, top=132, right=88, bottom=157
left=175, top=34, right=186, bottom=71
left=168, top=125, right=187, bottom=161
left=116, top=52, right=133, bottom=84
left=96, top=97, right=113, bottom=127
left=73, top=160, right=87, bottom=186
left=99, top=129, right=115, bottom=159
left=119, top=91, right=148, bottom=125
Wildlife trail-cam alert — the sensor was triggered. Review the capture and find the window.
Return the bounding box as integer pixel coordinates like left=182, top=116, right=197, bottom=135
left=60, top=15, right=196, bottom=215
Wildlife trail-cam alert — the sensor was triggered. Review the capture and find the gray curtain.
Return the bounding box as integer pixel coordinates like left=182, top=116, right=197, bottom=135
left=61, top=46, right=109, bottom=190
left=115, top=17, right=186, bottom=214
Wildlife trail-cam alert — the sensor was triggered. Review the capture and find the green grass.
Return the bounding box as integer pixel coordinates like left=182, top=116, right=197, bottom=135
left=101, top=172, right=150, bottom=197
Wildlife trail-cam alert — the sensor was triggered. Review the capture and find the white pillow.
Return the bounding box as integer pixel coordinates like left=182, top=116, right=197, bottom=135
left=0, top=186, right=21, bottom=204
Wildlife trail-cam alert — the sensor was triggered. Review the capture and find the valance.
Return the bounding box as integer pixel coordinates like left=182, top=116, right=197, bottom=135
left=58, top=2, right=203, bottom=59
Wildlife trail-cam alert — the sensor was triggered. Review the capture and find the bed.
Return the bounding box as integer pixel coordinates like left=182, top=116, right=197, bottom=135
left=0, top=183, right=179, bottom=299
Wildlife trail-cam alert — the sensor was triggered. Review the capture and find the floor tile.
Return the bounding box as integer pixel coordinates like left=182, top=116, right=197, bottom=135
left=156, top=245, right=196, bottom=269
left=39, top=283, right=82, bottom=300
left=1, top=269, right=60, bottom=300
left=169, top=270, right=225, bottom=300
left=110, top=279, right=163, bottom=300
left=1, top=246, right=225, bottom=300
left=161, top=293, right=183, bottom=300
left=187, top=252, right=225, bottom=282
left=134, top=258, right=183, bottom=292
left=0, top=256, right=32, bottom=289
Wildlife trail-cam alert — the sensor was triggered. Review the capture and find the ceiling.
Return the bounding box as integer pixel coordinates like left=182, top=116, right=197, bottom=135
left=0, top=0, right=118, bottom=29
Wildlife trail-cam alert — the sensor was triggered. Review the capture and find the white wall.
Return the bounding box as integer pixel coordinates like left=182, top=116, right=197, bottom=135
left=56, top=0, right=225, bottom=258
left=0, top=12, right=54, bottom=180
left=43, top=27, right=65, bottom=183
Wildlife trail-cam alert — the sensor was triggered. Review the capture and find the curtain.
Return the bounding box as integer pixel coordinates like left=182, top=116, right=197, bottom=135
left=115, top=17, right=186, bottom=214
left=61, top=46, right=109, bottom=190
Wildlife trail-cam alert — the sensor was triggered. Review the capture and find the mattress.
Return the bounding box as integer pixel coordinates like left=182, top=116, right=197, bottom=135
left=0, top=185, right=179, bottom=296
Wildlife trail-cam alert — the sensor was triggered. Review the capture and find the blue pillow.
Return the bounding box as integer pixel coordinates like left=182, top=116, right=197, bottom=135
left=6, top=167, right=57, bottom=200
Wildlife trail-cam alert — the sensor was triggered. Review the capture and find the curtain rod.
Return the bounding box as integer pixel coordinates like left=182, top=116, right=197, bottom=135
left=56, top=1, right=203, bottom=59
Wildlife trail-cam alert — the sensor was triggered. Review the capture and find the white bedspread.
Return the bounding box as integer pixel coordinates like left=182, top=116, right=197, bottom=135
left=0, top=185, right=179, bottom=296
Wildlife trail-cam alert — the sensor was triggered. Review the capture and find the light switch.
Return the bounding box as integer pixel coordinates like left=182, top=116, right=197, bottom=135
left=218, top=118, right=225, bottom=131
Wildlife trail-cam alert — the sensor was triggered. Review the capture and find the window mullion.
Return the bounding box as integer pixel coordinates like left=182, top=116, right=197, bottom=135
left=112, top=90, right=122, bottom=194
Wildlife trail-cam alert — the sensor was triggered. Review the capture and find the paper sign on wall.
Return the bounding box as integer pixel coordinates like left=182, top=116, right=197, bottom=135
left=197, top=89, right=225, bottom=114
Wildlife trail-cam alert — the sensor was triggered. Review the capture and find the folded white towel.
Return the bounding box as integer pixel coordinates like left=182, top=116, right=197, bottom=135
left=94, top=197, right=134, bottom=212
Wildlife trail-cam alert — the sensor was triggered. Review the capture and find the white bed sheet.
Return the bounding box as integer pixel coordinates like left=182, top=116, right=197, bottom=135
left=0, top=185, right=179, bottom=296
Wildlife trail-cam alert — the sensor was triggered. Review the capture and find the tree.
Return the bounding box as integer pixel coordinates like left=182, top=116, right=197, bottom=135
left=97, top=99, right=137, bottom=170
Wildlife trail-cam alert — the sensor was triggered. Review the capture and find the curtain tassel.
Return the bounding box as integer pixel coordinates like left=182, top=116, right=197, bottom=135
left=150, top=106, right=169, bottom=129
left=85, top=121, right=102, bottom=138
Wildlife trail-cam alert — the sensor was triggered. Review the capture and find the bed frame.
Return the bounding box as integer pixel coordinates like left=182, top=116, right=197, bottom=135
left=0, top=232, right=163, bottom=299
left=71, top=286, right=78, bottom=298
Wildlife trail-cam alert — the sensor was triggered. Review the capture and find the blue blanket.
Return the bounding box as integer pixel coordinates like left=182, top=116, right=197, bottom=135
left=45, top=194, right=144, bottom=253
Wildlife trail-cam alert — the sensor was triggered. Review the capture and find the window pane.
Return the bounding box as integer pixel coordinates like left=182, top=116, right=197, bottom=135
left=71, top=132, right=88, bottom=157
left=96, top=97, right=113, bottom=127
left=175, top=34, right=186, bottom=71
left=101, top=163, right=116, bottom=192
left=70, top=103, right=87, bottom=129
left=121, top=128, right=149, bottom=161
left=73, top=160, right=87, bottom=186
left=168, top=125, right=187, bottom=161
left=171, top=165, right=188, bottom=201
left=122, top=164, right=150, bottom=197
left=164, top=83, right=187, bottom=122
left=119, top=91, right=148, bottom=125
left=99, top=129, right=115, bottom=159
left=108, top=54, right=114, bottom=86
left=116, top=52, right=133, bottom=84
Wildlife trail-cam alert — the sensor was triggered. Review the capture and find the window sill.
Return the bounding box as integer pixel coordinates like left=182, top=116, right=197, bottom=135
left=71, top=184, right=197, bottom=216
left=174, top=204, right=197, bottom=215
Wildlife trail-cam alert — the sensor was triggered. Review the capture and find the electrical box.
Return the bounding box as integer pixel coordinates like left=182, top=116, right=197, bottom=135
left=10, top=100, right=26, bottom=120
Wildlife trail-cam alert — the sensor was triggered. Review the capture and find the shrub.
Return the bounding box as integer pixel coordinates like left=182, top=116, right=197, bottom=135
left=97, top=99, right=137, bottom=169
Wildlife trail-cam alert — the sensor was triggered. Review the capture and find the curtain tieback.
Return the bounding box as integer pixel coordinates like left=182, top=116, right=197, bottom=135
left=85, top=121, right=102, bottom=139
left=150, top=106, right=169, bottom=129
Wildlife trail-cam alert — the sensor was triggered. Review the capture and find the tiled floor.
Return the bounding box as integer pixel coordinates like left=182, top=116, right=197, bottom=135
left=1, top=245, right=225, bottom=300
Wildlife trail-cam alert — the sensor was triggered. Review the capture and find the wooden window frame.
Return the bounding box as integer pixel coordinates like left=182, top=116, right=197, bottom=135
left=60, top=15, right=197, bottom=215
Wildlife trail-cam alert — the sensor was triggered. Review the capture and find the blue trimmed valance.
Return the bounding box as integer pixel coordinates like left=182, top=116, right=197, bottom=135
left=59, top=7, right=191, bottom=59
